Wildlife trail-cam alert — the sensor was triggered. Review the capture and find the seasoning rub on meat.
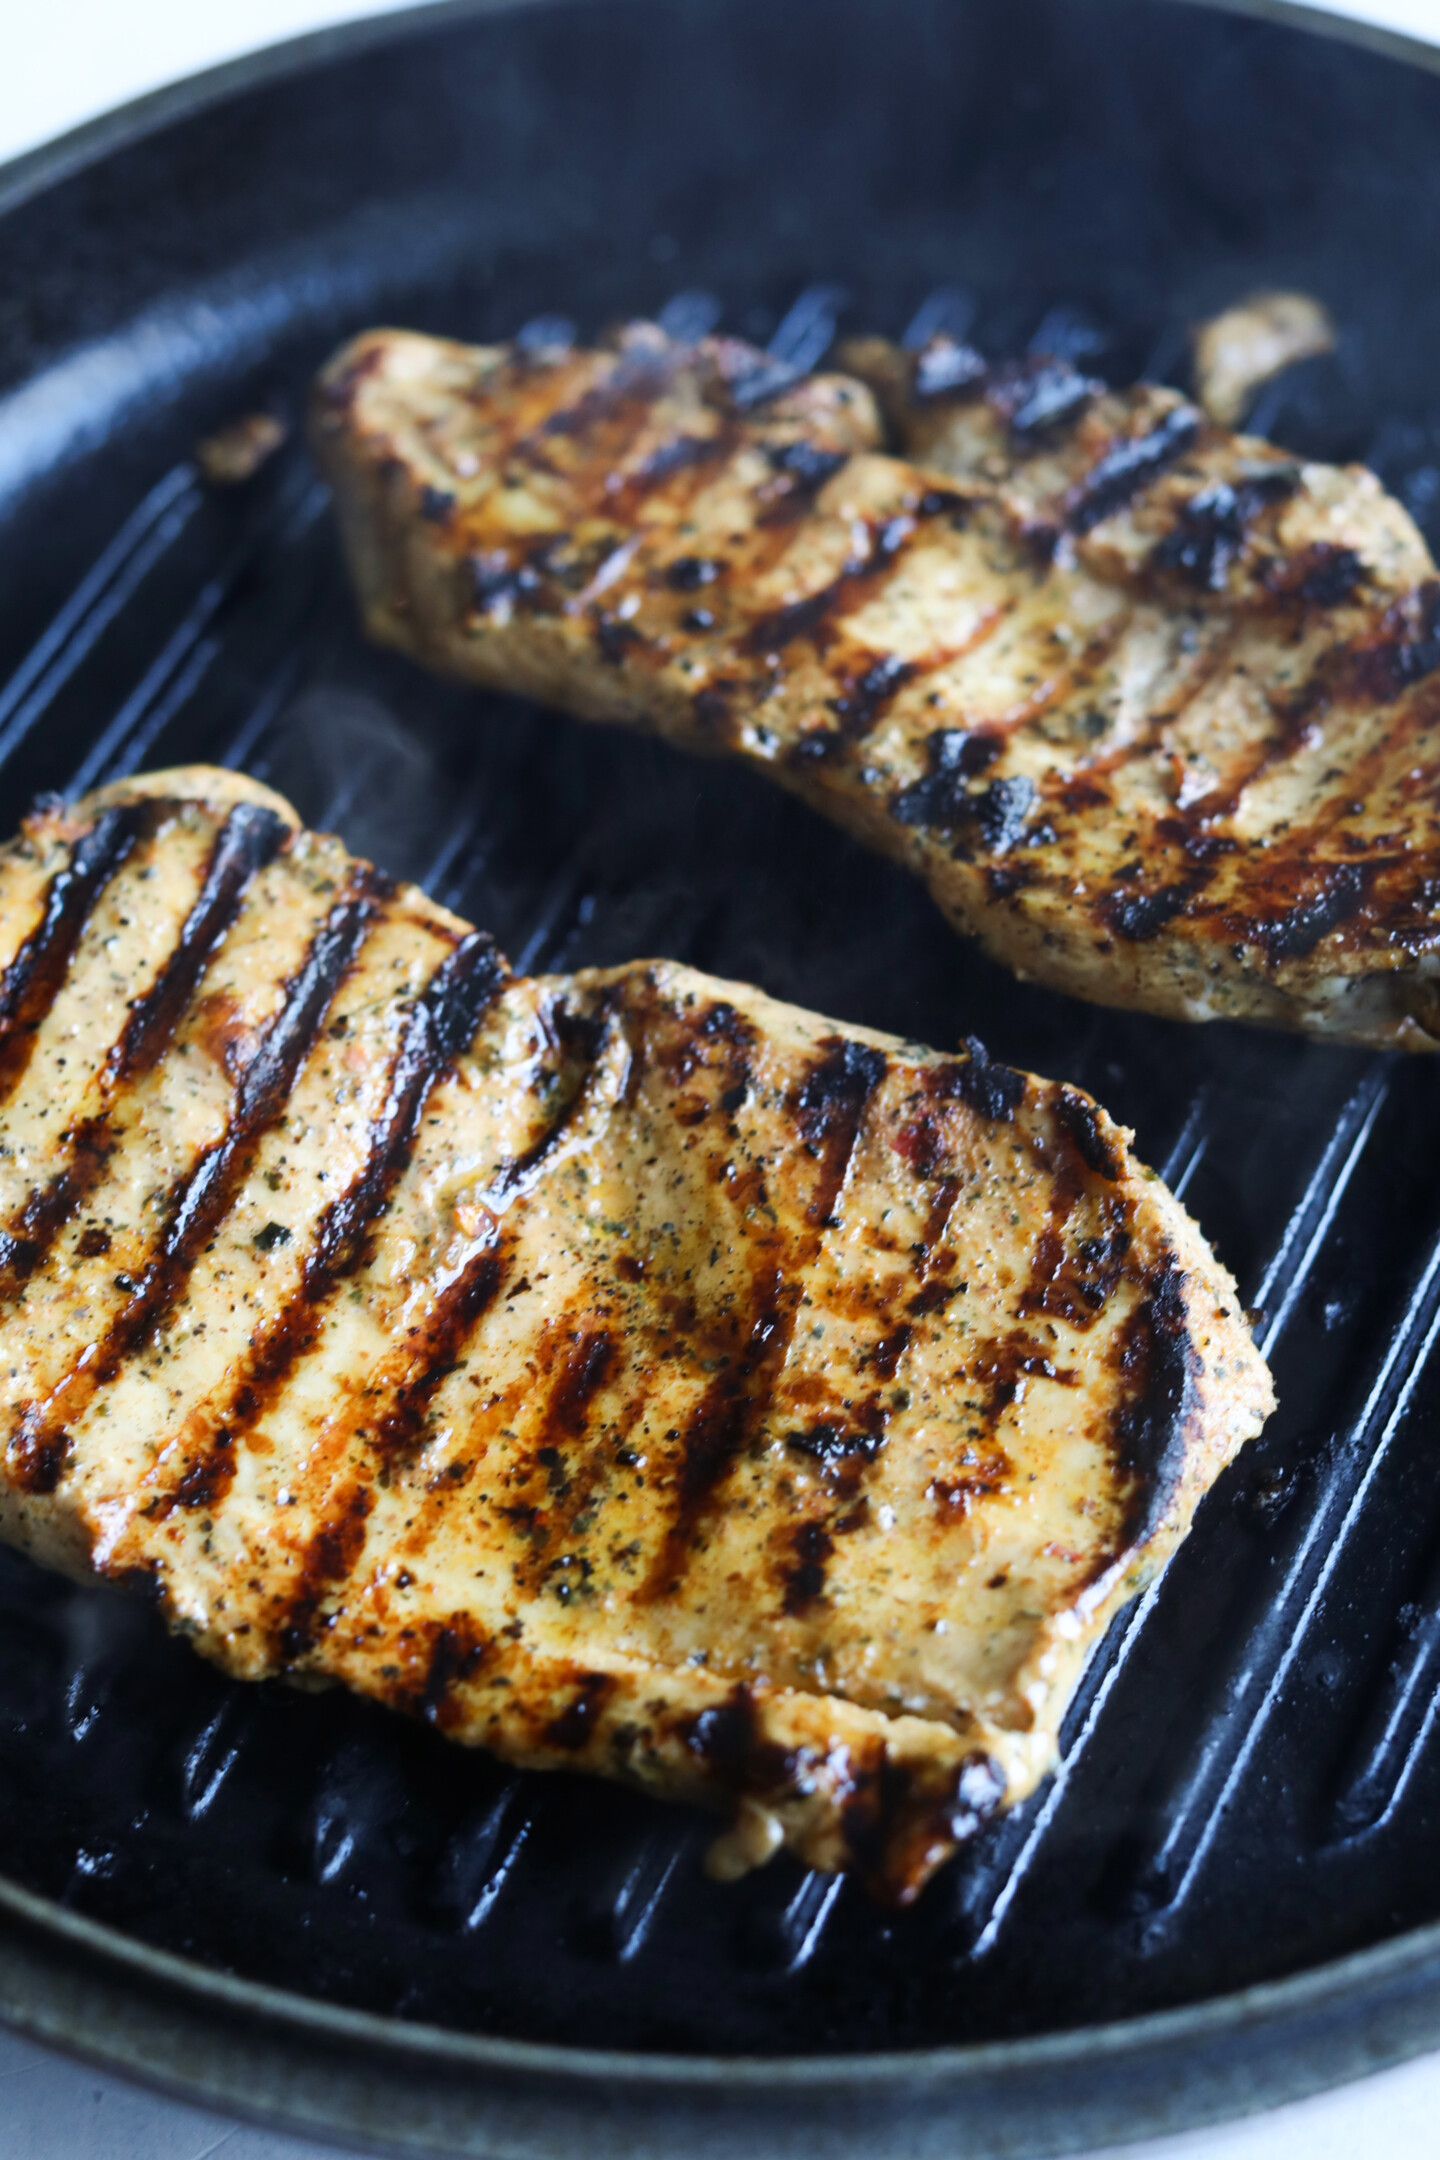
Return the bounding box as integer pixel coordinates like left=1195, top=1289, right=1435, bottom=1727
left=0, top=768, right=1271, bottom=1898
left=314, top=321, right=1440, bottom=1048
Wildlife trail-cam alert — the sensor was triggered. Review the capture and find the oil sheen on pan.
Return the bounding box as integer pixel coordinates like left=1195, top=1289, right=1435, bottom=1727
left=0, top=765, right=1271, bottom=1901
left=313, top=320, right=1440, bottom=1049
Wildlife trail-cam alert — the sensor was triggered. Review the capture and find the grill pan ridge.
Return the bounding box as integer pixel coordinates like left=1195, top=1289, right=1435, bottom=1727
left=6, top=0, right=1440, bottom=2150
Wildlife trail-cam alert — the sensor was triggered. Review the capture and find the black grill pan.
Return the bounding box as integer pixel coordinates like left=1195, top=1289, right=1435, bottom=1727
left=5, top=0, right=1440, bottom=2150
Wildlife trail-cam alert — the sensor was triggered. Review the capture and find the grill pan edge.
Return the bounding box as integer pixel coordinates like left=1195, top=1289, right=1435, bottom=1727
left=5, top=1865, right=1440, bottom=2157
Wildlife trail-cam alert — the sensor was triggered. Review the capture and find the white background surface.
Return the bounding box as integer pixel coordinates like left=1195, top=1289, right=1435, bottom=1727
left=4, top=2, right=1440, bottom=2156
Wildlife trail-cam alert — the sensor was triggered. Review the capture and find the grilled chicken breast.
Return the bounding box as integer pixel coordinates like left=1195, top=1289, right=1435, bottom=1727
left=314, top=322, right=1440, bottom=1048
left=0, top=768, right=1271, bottom=1897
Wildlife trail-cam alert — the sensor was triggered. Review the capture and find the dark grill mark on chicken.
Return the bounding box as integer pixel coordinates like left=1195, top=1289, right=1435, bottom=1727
left=787, top=1423, right=888, bottom=1466
left=155, top=930, right=508, bottom=1515
left=1111, top=1263, right=1203, bottom=1551
left=666, top=554, right=721, bottom=591
left=118, top=803, right=290, bottom=1076
left=309, top=930, right=505, bottom=1279
left=647, top=1033, right=884, bottom=1603
left=6, top=872, right=382, bottom=1493
left=0, top=770, right=1272, bottom=1900
left=949, top=1037, right=1027, bottom=1122
left=414, top=1617, right=489, bottom=1728
left=1345, top=580, right=1440, bottom=702
left=782, top=1518, right=835, bottom=1612
left=0, top=800, right=157, bottom=1106
left=546, top=1330, right=615, bottom=1437
left=1054, top=1089, right=1124, bottom=1181
left=1105, top=880, right=1199, bottom=944
left=643, top=1279, right=795, bottom=1601
left=795, top=1036, right=888, bottom=1220
left=762, top=438, right=851, bottom=519
left=279, top=1482, right=376, bottom=1660
left=544, top=1671, right=613, bottom=1749
left=372, top=1248, right=509, bottom=1458
left=1023, top=1217, right=1132, bottom=1331
left=994, top=356, right=1104, bottom=442
left=1063, top=407, right=1202, bottom=533
left=630, top=431, right=730, bottom=493
left=1248, top=864, right=1369, bottom=960
left=1154, top=467, right=1301, bottom=591
left=0, top=802, right=288, bottom=1294
left=740, top=521, right=915, bottom=659
left=890, top=730, right=1019, bottom=840
left=830, top=653, right=914, bottom=738
left=369, top=1020, right=620, bottom=1482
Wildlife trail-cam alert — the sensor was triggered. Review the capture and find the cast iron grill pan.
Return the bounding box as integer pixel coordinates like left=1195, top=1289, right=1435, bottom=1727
left=2, top=0, right=1440, bottom=2061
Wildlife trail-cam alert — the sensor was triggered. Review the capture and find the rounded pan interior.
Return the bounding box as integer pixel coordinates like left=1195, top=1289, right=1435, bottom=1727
left=6, top=0, right=1440, bottom=2152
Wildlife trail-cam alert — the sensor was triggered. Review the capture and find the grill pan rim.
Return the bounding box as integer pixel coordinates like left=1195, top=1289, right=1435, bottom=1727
left=3, top=0, right=1440, bottom=223
left=3, top=0, right=1440, bottom=2149
left=8, top=1857, right=1440, bottom=2160
left=6, top=1857, right=1440, bottom=2155
left=8, top=1856, right=1440, bottom=2088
